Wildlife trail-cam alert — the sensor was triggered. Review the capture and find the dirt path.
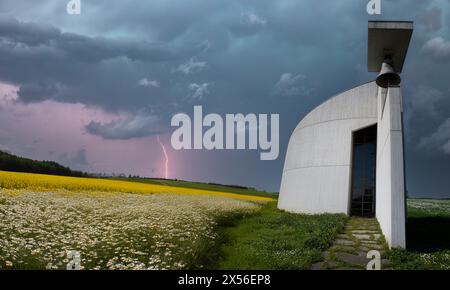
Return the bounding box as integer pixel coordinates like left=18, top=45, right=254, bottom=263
left=311, top=217, right=392, bottom=270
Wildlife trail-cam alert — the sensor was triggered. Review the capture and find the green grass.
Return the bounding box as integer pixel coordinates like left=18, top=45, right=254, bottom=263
left=210, top=202, right=348, bottom=270
left=386, top=199, right=450, bottom=270
left=209, top=198, right=450, bottom=270
left=112, top=177, right=278, bottom=198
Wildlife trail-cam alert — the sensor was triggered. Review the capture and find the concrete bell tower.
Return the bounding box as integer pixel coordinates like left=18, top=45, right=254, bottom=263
left=368, top=21, right=413, bottom=248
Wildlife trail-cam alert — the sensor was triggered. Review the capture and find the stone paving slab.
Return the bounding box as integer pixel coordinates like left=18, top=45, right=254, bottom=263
left=351, top=230, right=379, bottom=234
left=311, top=217, right=391, bottom=270
left=335, top=252, right=370, bottom=265
left=353, top=234, right=371, bottom=240
left=335, top=239, right=355, bottom=246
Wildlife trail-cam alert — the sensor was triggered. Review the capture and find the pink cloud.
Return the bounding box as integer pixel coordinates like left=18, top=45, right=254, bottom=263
left=0, top=82, right=172, bottom=178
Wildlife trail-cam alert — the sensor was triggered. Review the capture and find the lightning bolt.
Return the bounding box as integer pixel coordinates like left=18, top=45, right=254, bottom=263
left=157, top=135, right=169, bottom=179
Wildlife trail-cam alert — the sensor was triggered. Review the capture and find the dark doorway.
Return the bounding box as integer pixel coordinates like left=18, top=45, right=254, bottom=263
left=350, top=125, right=377, bottom=217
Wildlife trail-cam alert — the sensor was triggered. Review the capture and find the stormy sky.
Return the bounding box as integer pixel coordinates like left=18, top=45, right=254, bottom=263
left=0, top=0, right=449, bottom=197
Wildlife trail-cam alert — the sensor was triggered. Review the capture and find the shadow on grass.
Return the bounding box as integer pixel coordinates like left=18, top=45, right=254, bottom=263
left=406, top=216, right=450, bottom=252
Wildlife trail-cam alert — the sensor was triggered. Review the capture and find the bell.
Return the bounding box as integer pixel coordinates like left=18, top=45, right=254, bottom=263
left=376, top=60, right=401, bottom=88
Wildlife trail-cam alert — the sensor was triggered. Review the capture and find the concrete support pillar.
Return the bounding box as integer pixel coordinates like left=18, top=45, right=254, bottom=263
left=376, top=86, right=406, bottom=248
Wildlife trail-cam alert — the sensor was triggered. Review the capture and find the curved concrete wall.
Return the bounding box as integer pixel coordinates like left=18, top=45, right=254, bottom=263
left=278, top=81, right=378, bottom=214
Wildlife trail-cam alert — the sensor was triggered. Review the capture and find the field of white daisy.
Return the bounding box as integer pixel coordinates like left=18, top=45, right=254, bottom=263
left=0, top=191, right=258, bottom=270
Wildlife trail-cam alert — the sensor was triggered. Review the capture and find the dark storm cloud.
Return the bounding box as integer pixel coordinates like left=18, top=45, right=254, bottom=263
left=422, top=36, right=450, bottom=62
left=17, top=81, right=66, bottom=103
left=271, top=73, right=312, bottom=97
left=0, top=16, right=204, bottom=110
left=228, top=11, right=268, bottom=37
left=419, top=118, right=450, bottom=154
left=85, top=111, right=165, bottom=140
left=0, top=17, right=59, bottom=45
left=0, top=0, right=449, bottom=195
left=0, top=18, right=181, bottom=62
left=417, top=6, right=442, bottom=32
left=407, top=85, right=445, bottom=117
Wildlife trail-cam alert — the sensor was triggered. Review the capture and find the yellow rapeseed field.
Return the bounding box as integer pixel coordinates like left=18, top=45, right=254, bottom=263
left=0, top=170, right=272, bottom=202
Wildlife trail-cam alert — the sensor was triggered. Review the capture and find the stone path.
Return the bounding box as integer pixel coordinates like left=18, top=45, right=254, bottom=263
left=311, top=217, right=392, bottom=270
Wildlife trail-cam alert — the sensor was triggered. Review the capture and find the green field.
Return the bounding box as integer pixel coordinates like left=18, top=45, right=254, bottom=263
left=211, top=198, right=450, bottom=270
left=1, top=170, right=449, bottom=270
left=112, top=177, right=278, bottom=198
left=213, top=202, right=348, bottom=269
left=386, top=199, right=450, bottom=269
left=0, top=173, right=347, bottom=270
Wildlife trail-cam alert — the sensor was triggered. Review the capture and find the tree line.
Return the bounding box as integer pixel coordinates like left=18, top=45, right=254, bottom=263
left=0, top=150, right=89, bottom=177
